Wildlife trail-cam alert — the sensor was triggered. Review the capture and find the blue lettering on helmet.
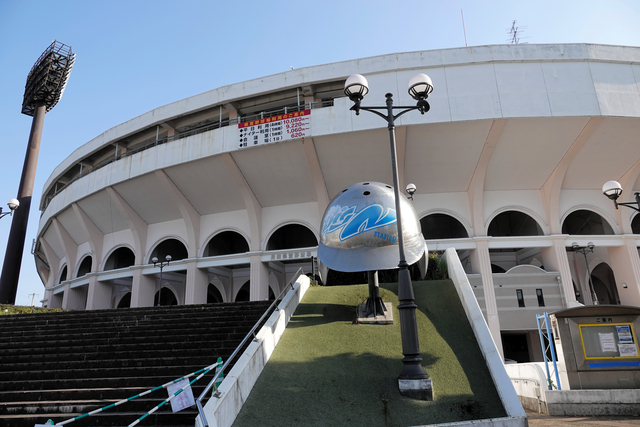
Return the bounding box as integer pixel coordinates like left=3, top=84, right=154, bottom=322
left=338, top=204, right=396, bottom=241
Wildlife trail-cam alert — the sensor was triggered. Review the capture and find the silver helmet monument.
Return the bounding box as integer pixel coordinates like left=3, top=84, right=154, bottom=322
left=318, top=181, right=427, bottom=273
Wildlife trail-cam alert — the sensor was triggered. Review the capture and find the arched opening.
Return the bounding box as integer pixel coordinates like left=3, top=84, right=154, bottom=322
left=266, top=224, right=317, bottom=251
left=117, top=292, right=131, bottom=308
left=591, top=263, right=620, bottom=305
left=154, top=288, right=178, bottom=306
left=149, top=238, right=188, bottom=263
left=207, top=284, right=224, bottom=303
left=488, top=211, right=543, bottom=237
left=235, top=281, right=250, bottom=302
left=632, top=214, right=640, bottom=234
left=206, top=231, right=249, bottom=256
left=562, top=210, right=614, bottom=235
left=77, top=256, right=92, bottom=278
left=58, top=266, right=68, bottom=284
left=420, top=213, right=468, bottom=239
left=104, top=247, right=135, bottom=271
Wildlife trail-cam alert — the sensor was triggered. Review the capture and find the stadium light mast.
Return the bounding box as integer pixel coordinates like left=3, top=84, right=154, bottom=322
left=0, top=41, right=75, bottom=304
left=344, top=73, right=434, bottom=400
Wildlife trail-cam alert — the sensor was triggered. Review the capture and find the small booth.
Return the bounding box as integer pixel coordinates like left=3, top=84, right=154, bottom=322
left=550, top=305, right=640, bottom=389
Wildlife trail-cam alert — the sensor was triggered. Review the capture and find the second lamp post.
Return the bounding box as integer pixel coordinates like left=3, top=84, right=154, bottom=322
left=152, top=254, right=172, bottom=306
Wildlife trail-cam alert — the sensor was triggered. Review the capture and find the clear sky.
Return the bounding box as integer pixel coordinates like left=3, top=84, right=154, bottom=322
left=0, top=0, right=639, bottom=307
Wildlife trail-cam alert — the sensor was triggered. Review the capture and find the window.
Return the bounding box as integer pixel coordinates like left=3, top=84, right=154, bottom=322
left=516, top=289, right=525, bottom=307
left=536, top=289, right=545, bottom=307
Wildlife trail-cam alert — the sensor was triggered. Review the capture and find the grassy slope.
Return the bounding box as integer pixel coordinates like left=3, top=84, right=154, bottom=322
left=232, top=280, right=506, bottom=427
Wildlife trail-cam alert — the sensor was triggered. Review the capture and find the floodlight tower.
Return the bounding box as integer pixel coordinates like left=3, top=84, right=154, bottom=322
left=0, top=41, right=75, bottom=304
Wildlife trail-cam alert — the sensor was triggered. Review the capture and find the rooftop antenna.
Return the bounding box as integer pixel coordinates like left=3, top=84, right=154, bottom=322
left=461, top=9, right=468, bottom=47
left=507, top=20, right=529, bottom=44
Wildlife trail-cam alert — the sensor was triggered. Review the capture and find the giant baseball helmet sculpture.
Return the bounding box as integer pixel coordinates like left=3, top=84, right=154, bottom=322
left=318, top=181, right=427, bottom=273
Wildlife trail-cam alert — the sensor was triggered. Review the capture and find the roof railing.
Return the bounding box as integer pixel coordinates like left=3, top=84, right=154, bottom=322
left=43, top=100, right=334, bottom=210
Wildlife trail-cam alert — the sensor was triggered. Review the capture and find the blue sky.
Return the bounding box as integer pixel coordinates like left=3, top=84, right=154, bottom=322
left=0, top=0, right=639, bottom=306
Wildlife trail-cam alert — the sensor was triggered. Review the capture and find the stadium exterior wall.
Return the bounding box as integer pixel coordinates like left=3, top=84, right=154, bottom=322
left=35, top=43, right=640, bottom=358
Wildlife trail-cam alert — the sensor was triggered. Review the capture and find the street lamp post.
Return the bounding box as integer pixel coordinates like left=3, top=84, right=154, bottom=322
left=0, top=199, right=19, bottom=219
left=602, top=180, right=640, bottom=212
left=571, top=242, right=598, bottom=305
left=152, top=255, right=172, bottom=306
left=344, top=73, right=433, bottom=399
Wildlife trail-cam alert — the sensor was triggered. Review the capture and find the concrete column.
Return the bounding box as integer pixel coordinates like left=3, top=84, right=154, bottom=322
left=470, top=239, right=503, bottom=359
left=86, top=275, right=112, bottom=310
left=131, top=269, right=156, bottom=307
left=185, top=261, right=208, bottom=305
left=250, top=255, right=269, bottom=301
left=608, top=237, right=640, bottom=306
left=541, top=237, right=577, bottom=308
left=61, top=283, right=72, bottom=309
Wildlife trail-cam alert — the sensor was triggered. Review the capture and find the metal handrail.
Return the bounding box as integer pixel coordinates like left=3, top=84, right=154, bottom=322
left=195, top=267, right=305, bottom=427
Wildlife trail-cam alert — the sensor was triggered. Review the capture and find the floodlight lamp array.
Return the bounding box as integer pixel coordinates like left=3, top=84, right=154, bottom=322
left=21, top=40, right=76, bottom=116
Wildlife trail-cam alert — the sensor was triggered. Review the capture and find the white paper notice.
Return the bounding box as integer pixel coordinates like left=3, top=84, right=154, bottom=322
left=599, top=332, right=617, bottom=352
left=167, top=379, right=195, bottom=413
left=618, top=343, right=640, bottom=357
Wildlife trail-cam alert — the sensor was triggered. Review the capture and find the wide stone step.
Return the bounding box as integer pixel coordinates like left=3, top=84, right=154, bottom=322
left=0, top=331, right=249, bottom=351
left=0, top=354, right=224, bottom=373
left=0, top=383, right=211, bottom=403
left=0, top=314, right=261, bottom=338
left=0, top=309, right=267, bottom=334
left=0, top=345, right=228, bottom=365
left=0, top=409, right=199, bottom=427
left=0, top=302, right=270, bottom=327
left=0, top=300, right=272, bottom=427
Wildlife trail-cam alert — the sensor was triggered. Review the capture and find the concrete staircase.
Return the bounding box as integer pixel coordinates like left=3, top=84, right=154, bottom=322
left=0, top=301, right=272, bottom=427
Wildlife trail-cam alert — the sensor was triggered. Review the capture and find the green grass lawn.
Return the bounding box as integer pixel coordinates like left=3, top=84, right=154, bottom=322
left=232, top=280, right=506, bottom=427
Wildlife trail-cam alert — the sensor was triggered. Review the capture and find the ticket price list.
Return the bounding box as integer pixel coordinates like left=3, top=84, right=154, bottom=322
left=238, top=111, right=310, bottom=148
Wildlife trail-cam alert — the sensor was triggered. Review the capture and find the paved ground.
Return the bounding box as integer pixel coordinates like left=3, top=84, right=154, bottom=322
left=526, top=409, right=640, bottom=426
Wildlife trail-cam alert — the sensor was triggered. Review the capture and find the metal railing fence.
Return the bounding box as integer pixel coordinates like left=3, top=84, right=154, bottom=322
left=195, top=267, right=305, bottom=427
left=43, top=100, right=334, bottom=210
left=53, top=361, right=221, bottom=426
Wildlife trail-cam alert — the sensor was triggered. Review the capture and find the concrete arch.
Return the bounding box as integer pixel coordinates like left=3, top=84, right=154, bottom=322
left=264, top=220, right=319, bottom=252
left=419, top=209, right=473, bottom=239
left=116, top=292, right=132, bottom=308
left=146, top=236, right=189, bottom=263
left=485, top=206, right=549, bottom=236
left=75, top=254, right=93, bottom=278
left=234, top=280, right=250, bottom=302
left=561, top=206, right=620, bottom=235
left=201, top=228, right=251, bottom=258
left=101, top=245, right=136, bottom=271
left=504, top=264, right=547, bottom=274
left=57, top=264, right=68, bottom=284
left=207, top=282, right=225, bottom=303
left=154, top=284, right=180, bottom=306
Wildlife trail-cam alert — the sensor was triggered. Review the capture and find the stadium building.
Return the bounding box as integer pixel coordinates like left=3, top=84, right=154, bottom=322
left=35, top=43, right=640, bottom=361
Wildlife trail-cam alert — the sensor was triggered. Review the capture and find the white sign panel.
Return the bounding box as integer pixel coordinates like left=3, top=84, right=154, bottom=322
left=619, top=343, right=640, bottom=357
left=167, top=379, right=195, bottom=413
left=238, top=110, right=310, bottom=148
left=599, top=332, right=617, bottom=353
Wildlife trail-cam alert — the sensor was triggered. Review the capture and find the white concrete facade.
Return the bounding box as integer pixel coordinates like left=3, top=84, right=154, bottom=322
left=35, top=43, right=640, bottom=358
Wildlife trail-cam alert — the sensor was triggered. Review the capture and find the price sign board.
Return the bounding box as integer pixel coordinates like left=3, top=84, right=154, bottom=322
left=238, top=110, right=310, bottom=148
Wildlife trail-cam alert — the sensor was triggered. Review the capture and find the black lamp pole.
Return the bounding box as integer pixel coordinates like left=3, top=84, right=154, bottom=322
left=152, top=255, right=171, bottom=306
left=345, top=74, right=433, bottom=386
left=571, top=243, right=598, bottom=305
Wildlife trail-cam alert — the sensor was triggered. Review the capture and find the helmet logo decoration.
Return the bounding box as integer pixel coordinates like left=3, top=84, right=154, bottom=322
left=322, top=204, right=397, bottom=242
